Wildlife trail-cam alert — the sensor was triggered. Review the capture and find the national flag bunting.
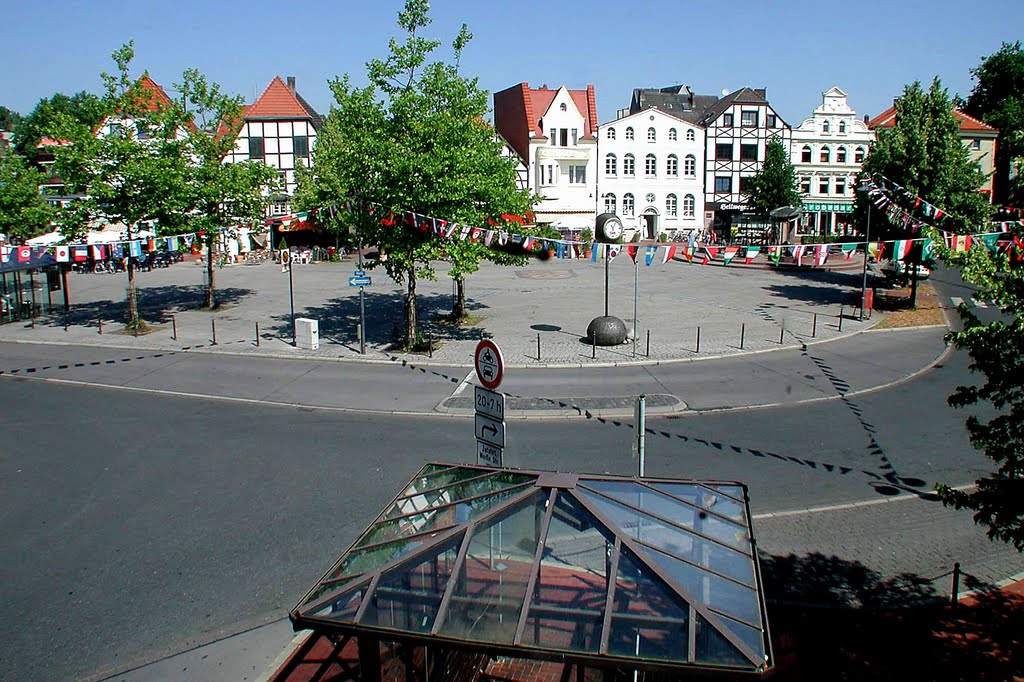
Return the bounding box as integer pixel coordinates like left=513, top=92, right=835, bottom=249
left=722, top=246, right=739, bottom=265
left=660, top=245, right=677, bottom=264
left=744, top=246, right=760, bottom=264
left=55, top=245, right=70, bottom=262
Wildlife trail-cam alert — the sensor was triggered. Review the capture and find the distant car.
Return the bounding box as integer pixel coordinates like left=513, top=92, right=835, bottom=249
left=882, top=259, right=931, bottom=280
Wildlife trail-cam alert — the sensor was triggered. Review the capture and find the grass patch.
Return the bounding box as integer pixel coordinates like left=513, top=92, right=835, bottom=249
left=436, top=312, right=486, bottom=327
left=873, top=282, right=946, bottom=329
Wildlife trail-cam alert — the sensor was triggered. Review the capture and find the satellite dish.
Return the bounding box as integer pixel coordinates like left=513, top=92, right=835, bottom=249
left=721, top=88, right=730, bottom=96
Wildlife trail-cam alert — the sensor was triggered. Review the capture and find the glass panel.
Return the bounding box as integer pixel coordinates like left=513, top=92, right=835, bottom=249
left=695, top=613, right=750, bottom=667
left=303, top=582, right=368, bottom=621
left=361, top=534, right=463, bottom=634
left=299, top=577, right=363, bottom=616
left=522, top=492, right=614, bottom=653
left=648, top=482, right=747, bottom=523
left=708, top=610, right=765, bottom=662
left=437, top=491, right=546, bottom=644
left=385, top=472, right=533, bottom=520
left=608, top=547, right=689, bottom=663
left=645, top=547, right=760, bottom=626
left=577, top=490, right=754, bottom=585
left=325, top=532, right=447, bottom=584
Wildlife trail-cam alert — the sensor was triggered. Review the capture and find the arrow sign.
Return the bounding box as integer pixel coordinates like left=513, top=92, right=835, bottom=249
left=474, top=414, right=505, bottom=448
left=348, top=276, right=372, bottom=287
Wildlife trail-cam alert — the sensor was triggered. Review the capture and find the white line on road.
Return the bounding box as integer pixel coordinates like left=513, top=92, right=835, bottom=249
left=450, top=369, right=477, bottom=398
left=752, top=483, right=975, bottom=520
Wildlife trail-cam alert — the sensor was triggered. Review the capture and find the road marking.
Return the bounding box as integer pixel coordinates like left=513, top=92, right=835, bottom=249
left=450, top=369, right=476, bottom=398
left=752, top=483, right=975, bottom=520
left=950, top=296, right=965, bottom=308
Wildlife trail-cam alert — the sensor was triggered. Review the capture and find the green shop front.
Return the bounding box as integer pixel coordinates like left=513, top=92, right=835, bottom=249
left=801, top=200, right=856, bottom=237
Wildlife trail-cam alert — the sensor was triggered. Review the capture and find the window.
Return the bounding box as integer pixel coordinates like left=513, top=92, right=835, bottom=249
left=604, top=193, right=616, bottom=214
left=740, top=144, right=758, bottom=161
left=559, top=102, right=567, bottom=111
left=605, top=153, right=617, bottom=176
left=820, top=146, right=830, bottom=163
left=571, top=128, right=578, bottom=145
left=854, top=146, right=866, bottom=163
left=249, top=136, right=265, bottom=160
left=819, top=178, right=830, bottom=194
left=739, top=176, right=754, bottom=194
left=569, top=164, right=586, bottom=184
left=801, top=178, right=811, bottom=194
left=647, top=127, right=656, bottom=142
left=625, top=127, right=635, bottom=140
left=801, top=145, right=812, bottom=163
left=135, top=122, right=150, bottom=140
left=714, top=176, right=732, bottom=193
left=715, top=143, right=733, bottom=161
left=271, top=198, right=289, bottom=216
left=823, top=120, right=831, bottom=133
left=669, top=128, right=678, bottom=141
left=560, top=128, right=568, bottom=146
left=722, top=113, right=734, bottom=127
left=540, top=164, right=555, bottom=185
left=684, top=154, right=696, bottom=177
left=971, top=138, right=982, bottom=150
left=837, top=146, right=847, bottom=163
left=686, top=129, right=695, bottom=141
left=622, top=193, right=635, bottom=216
left=667, top=154, right=678, bottom=176
left=293, top=135, right=309, bottom=158
left=645, top=153, right=657, bottom=176
left=623, top=154, right=635, bottom=176
left=838, top=121, right=847, bottom=133
left=666, top=194, right=678, bottom=217
left=683, top=194, right=695, bottom=217
left=549, top=128, right=555, bottom=146
left=545, top=164, right=555, bottom=184
left=767, top=114, right=777, bottom=128
left=741, top=110, right=758, bottom=127
left=607, top=127, right=616, bottom=140
left=835, top=179, right=846, bottom=195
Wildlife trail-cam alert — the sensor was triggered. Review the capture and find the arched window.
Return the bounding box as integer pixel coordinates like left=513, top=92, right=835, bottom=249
left=622, top=193, right=635, bottom=216
left=684, top=154, right=696, bottom=177
left=823, top=120, right=831, bottom=133
left=820, top=146, right=830, bottom=163
left=625, top=127, right=635, bottom=140
left=607, top=127, right=616, bottom=140
left=669, top=128, right=678, bottom=141
left=623, top=154, right=635, bottom=176
left=647, top=127, right=656, bottom=142
left=854, top=146, right=866, bottom=163
left=666, top=194, right=678, bottom=217
left=838, top=121, right=847, bottom=133
left=683, top=194, right=696, bottom=218
left=605, top=153, right=617, bottom=176
left=801, top=145, right=812, bottom=163
left=645, top=153, right=657, bottom=176
left=667, top=154, right=678, bottom=176
left=686, top=129, right=695, bottom=141
left=837, top=146, right=847, bottom=163
left=559, top=102, right=567, bottom=111
left=604, top=193, right=616, bottom=214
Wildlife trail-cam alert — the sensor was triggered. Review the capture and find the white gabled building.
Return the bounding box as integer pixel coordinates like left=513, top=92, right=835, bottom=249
left=791, top=86, right=874, bottom=236
left=597, top=108, right=705, bottom=240
left=493, top=83, right=599, bottom=231
left=222, top=76, right=322, bottom=218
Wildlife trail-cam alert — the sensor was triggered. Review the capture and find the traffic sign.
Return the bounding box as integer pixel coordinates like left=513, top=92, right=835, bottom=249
left=354, top=270, right=366, bottom=277
left=477, top=441, right=503, bottom=467
left=348, top=276, right=372, bottom=287
left=474, top=413, right=505, bottom=448
left=474, top=386, right=504, bottom=420
left=474, top=339, right=504, bottom=390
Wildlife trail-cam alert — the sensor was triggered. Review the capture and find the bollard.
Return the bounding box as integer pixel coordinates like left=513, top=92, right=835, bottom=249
left=592, top=337, right=596, bottom=359
left=255, top=322, right=260, bottom=347
left=696, top=326, right=701, bottom=353
left=428, top=330, right=433, bottom=358
left=172, top=315, right=177, bottom=340
left=950, top=562, right=961, bottom=606
left=646, top=330, right=651, bottom=357
left=838, top=308, right=844, bottom=332
left=211, top=319, right=217, bottom=345
left=537, top=333, right=541, bottom=361
left=64, top=316, right=69, bottom=332
left=740, top=323, right=745, bottom=349
left=779, top=323, right=785, bottom=344
left=98, top=318, right=103, bottom=335
left=812, top=313, right=817, bottom=338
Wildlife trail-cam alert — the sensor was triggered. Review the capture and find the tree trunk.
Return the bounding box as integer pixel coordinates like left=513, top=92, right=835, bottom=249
left=405, top=266, right=417, bottom=348
left=453, top=278, right=466, bottom=320
left=205, top=237, right=216, bottom=309
left=126, top=254, right=139, bottom=329
left=909, top=248, right=919, bottom=308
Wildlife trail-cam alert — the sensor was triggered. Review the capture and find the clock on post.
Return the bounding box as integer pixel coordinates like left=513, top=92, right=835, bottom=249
left=588, top=213, right=628, bottom=346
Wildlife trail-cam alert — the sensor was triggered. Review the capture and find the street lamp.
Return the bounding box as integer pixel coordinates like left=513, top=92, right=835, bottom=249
left=857, top=179, right=872, bottom=322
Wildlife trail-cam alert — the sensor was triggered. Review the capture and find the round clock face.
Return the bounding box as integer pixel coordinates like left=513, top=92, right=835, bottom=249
left=602, top=218, right=623, bottom=241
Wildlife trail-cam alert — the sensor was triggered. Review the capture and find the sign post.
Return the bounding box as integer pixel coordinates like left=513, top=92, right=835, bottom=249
left=280, top=249, right=296, bottom=346
left=348, top=265, right=371, bottom=354
left=473, top=340, right=505, bottom=466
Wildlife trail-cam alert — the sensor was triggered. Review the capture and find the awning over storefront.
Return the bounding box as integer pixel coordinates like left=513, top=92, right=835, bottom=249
left=0, top=248, right=57, bottom=274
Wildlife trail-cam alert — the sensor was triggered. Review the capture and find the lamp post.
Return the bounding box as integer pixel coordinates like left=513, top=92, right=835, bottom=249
left=857, top=179, right=872, bottom=322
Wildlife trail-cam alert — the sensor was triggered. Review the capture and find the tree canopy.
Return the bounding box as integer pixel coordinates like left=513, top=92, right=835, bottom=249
left=0, top=105, right=22, bottom=134
left=744, top=139, right=800, bottom=218
left=0, top=153, right=54, bottom=240
left=13, top=91, right=105, bottom=158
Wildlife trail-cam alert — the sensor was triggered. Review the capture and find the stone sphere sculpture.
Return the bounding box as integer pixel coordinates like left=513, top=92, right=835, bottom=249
left=587, top=315, right=628, bottom=346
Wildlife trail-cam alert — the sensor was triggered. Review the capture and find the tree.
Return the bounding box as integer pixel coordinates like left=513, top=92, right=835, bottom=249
left=13, top=91, right=104, bottom=158
left=297, top=0, right=533, bottom=346
left=173, top=69, right=279, bottom=309
left=964, top=41, right=1024, bottom=205
left=0, top=106, right=22, bottom=133
left=50, top=42, right=193, bottom=330
left=744, top=139, right=800, bottom=218
left=0, top=153, right=54, bottom=239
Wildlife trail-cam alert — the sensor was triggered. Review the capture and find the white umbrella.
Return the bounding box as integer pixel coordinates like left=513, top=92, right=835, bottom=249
left=27, top=230, right=65, bottom=246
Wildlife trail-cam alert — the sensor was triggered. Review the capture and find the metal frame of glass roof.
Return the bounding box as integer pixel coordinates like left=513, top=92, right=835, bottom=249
left=291, top=462, right=773, bottom=677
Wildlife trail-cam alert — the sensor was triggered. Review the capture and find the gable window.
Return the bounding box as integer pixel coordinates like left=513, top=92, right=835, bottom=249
left=684, top=154, right=696, bottom=177
left=714, top=176, right=732, bottom=193
left=605, top=153, right=617, bottom=176
left=854, top=146, right=866, bottom=163
left=740, top=144, right=758, bottom=161
left=767, top=114, right=777, bottom=128
left=666, top=194, right=678, bottom=217
left=569, top=164, right=586, bottom=184
left=836, top=146, right=847, bottom=163
left=249, top=136, right=265, bottom=160
left=838, top=121, right=847, bottom=133
left=645, top=153, right=657, bottom=176
left=715, top=143, right=733, bottom=161
left=559, top=102, right=567, bottom=111
left=683, top=194, right=695, bottom=217
left=667, top=154, right=678, bottom=176
left=722, top=113, right=734, bottom=127
left=741, top=110, right=758, bottom=127
left=801, top=145, right=812, bottom=163
left=669, top=128, right=678, bottom=141
left=823, top=120, right=831, bottom=133
left=647, top=127, right=656, bottom=142
left=623, top=154, right=635, bottom=176
left=604, top=193, right=616, bottom=214
left=625, top=127, right=635, bottom=140
left=607, top=127, right=616, bottom=140
left=686, top=129, right=695, bottom=141
left=971, top=138, right=981, bottom=150
left=622, top=193, right=635, bottom=216
left=293, top=135, right=309, bottom=158
left=820, top=146, right=831, bottom=163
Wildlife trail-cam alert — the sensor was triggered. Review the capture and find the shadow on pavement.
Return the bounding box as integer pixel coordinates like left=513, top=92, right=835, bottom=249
left=38, top=285, right=255, bottom=326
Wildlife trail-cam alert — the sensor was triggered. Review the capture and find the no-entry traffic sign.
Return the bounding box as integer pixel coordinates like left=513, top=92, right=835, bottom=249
left=474, top=339, right=504, bottom=390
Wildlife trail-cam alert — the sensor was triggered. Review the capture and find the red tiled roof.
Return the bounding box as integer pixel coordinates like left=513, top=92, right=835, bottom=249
left=134, top=74, right=174, bottom=112
left=868, top=105, right=998, bottom=134
left=493, top=82, right=598, bottom=162
left=954, top=109, right=998, bottom=132
left=247, top=76, right=314, bottom=119
left=36, top=137, right=72, bottom=147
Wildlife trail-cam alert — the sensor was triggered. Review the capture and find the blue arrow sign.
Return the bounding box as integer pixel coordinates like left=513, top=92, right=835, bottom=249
left=354, top=270, right=366, bottom=277
left=348, top=276, right=372, bottom=287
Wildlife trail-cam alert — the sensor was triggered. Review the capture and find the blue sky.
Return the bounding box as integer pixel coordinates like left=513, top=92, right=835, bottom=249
left=4, top=0, right=1022, bottom=127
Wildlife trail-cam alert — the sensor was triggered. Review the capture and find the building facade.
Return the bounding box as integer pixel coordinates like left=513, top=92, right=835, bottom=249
left=493, top=83, right=598, bottom=231
left=791, top=86, right=874, bottom=236
left=597, top=108, right=705, bottom=240
left=222, top=76, right=322, bottom=217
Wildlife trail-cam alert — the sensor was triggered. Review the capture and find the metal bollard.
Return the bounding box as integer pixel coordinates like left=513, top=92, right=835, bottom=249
left=696, top=326, right=701, bottom=353
left=592, top=337, right=596, bottom=359
left=64, top=316, right=69, bottom=332
left=646, top=330, right=651, bottom=357
left=172, top=315, right=177, bottom=340
left=98, top=318, right=103, bottom=335
left=211, top=319, right=217, bottom=345
left=950, top=562, right=961, bottom=606
left=812, top=313, right=817, bottom=338
left=537, top=333, right=541, bottom=361
left=428, top=330, right=433, bottom=358
left=255, top=322, right=260, bottom=347
left=838, top=308, right=844, bottom=332
left=740, top=323, right=745, bottom=349
left=779, top=324, right=785, bottom=344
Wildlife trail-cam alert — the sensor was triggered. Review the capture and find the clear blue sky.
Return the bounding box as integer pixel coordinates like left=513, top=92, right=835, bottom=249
left=4, top=0, right=1022, bottom=127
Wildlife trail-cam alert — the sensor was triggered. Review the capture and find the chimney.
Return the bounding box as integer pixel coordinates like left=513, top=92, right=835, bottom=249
left=287, top=76, right=296, bottom=92
left=863, top=114, right=869, bottom=124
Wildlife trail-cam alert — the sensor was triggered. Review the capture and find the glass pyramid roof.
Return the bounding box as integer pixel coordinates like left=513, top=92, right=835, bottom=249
left=291, top=463, right=772, bottom=675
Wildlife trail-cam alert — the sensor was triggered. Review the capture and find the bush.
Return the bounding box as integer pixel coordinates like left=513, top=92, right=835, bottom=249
left=580, top=228, right=594, bottom=243
left=657, top=232, right=668, bottom=243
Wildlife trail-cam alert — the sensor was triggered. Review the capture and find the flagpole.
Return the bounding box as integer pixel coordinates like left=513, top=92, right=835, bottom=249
left=632, top=255, right=638, bottom=358
left=858, top=180, right=872, bottom=322
left=604, top=247, right=610, bottom=317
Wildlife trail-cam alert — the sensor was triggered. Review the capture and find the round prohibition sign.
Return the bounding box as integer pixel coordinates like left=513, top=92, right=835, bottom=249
left=474, top=339, right=504, bottom=390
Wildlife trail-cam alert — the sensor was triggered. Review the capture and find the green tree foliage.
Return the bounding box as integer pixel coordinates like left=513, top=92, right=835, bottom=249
left=744, top=139, right=800, bottom=217
left=0, top=153, right=54, bottom=239
left=964, top=41, right=1024, bottom=204
left=297, top=0, right=532, bottom=345
left=13, top=91, right=104, bottom=158
left=173, top=69, right=279, bottom=309
left=0, top=106, right=22, bottom=133
left=934, top=236, right=1024, bottom=551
